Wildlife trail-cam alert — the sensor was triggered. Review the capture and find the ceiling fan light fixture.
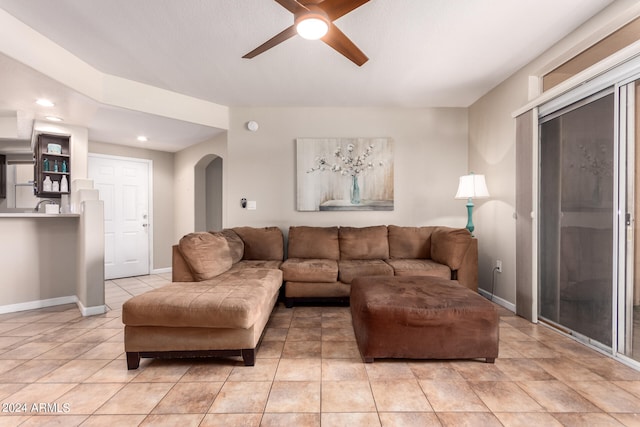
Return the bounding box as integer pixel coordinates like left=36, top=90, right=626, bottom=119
left=244, top=0, right=369, bottom=65
left=295, top=12, right=329, bottom=40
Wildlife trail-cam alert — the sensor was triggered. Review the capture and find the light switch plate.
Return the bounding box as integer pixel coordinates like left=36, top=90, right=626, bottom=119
left=247, top=200, right=257, bottom=210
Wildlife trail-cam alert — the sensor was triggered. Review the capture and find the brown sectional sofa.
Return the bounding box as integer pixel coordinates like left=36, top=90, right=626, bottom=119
left=282, top=225, right=477, bottom=307
left=123, top=224, right=477, bottom=367
left=122, top=227, right=284, bottom=368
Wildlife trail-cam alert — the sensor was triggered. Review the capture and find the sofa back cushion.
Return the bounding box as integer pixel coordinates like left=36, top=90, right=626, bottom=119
left=388, top=225, right=435, bottom=259
left=288, top=226, right=340, bottom=260
left=178, top=232, right=233, bottom=281
left=233, top=226, right=284, bottom=261
left=218, top=229, right=244, bottom=264
left=339, top=225, right=389, bottom=260
left=431, top=227, right=472, bottom=270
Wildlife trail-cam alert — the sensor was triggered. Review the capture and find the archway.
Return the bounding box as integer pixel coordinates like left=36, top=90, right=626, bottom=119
left=194, top=154, right=223, bottom=232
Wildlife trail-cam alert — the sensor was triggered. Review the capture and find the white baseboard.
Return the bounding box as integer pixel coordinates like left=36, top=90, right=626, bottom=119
left=478, top=288, right=516, bottom=312
left=0, top=295, right=77, bottom=314
left=76, top=300, right=107, bottom=316
left=152, top=267, right=171, bottom=275
left=0, top=295, right=107, bottom=317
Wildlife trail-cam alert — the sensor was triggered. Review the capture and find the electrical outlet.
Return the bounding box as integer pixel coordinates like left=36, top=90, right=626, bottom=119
left=496, top=259, right=502, bottom=273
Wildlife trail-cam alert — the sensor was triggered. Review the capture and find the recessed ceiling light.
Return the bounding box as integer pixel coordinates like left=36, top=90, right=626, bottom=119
left=36, top=99, right=55, bottom=107
left=137, top=136, right=148, bottom=142
left=45, top=116, right=63, bottom=122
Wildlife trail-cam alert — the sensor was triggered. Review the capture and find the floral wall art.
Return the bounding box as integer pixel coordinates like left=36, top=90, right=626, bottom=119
left=296, top=138, right=394, bottom=211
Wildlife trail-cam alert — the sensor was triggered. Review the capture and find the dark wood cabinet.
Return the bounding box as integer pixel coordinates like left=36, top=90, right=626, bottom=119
left=34, top=133, right=71, bottom=198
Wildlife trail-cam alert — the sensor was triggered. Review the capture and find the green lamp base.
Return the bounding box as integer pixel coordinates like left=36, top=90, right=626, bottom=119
left=465, top=198, right=475, bottom=236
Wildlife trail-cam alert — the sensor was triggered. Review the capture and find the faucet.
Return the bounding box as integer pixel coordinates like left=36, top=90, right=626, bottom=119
left=34, top=199, right=56, bottom=212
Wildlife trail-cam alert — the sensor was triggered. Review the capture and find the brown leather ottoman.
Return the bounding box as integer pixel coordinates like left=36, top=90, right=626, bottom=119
left=350, top=276, right=498, bottom=363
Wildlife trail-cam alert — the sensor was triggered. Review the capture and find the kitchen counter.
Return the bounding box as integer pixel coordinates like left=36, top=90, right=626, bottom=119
left=0, top=200, right=104, bottom=316
left=0, top=212, right=80, bottom=218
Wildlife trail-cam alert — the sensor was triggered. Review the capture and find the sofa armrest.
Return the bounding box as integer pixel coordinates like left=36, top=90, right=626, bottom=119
left=454, top=239, right=478, bottom=292
left=172, top=245, right=195, bottom=282
left=431, top=227, right=472, bottom=270
left=430, top=227, right=477, bottom=292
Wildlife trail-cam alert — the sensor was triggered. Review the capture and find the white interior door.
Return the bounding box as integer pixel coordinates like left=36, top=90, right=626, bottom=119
left=88, top=154, right=151, bottom=279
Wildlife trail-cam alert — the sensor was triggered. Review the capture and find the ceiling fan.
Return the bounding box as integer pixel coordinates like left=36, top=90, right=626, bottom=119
left=243, top=0, right=370, bottom=66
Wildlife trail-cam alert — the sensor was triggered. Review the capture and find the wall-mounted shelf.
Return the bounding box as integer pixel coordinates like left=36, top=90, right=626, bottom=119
left=33, top=134, right=71, bottom=198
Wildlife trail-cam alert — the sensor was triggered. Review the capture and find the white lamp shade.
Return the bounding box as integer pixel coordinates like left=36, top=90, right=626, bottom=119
left=455, top=174, right=490, bottom=199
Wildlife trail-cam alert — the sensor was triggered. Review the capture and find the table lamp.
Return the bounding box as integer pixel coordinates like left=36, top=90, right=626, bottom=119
left=455, top=173, right=490, bottom=235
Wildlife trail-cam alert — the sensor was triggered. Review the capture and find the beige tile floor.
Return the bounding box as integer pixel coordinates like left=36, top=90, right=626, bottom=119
left=1, top=274, right=640, bottom=426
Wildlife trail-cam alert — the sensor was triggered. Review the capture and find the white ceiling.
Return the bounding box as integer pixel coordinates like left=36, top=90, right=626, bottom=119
left=0, top=0, right=614, bottom=152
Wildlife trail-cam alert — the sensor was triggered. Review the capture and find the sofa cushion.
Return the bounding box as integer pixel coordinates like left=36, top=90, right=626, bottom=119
left=281, top=258, right=339, bottom=283
left=288, top=226, right=340, bottom=260
left=122, top=268, right=283, bottom=329
left=285, top=281, right=350, bottom=298
left=178, top=232, right=233, bottom=281
left=339, top=225, right=389, bottom=260
left=385, top=259, right=451, bottom=279
left=230, top=260, right=283, bottom=270
left=219, top=229, right=244, bottom=264
left=233, top=226, right=284, bottom=261
left=388, top=225, right=434, bottom=259
left=431, top=227, right=472, bottom=270
left=338, top=259, right=394, bottom=284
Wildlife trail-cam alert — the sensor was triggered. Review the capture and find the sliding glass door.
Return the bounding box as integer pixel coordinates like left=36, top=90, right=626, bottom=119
left=537, top=55, right=640, bottom=367
left=539, top=90, right=615, bottom=348
left=538, top=70, right=640, bottom=365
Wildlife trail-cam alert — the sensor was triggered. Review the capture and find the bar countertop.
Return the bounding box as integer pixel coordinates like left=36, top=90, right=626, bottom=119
left=0, top=212, right=80, bottom=218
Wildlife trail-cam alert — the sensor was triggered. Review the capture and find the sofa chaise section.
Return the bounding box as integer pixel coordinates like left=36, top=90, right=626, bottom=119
left=123, top=227, right=284, bottom=368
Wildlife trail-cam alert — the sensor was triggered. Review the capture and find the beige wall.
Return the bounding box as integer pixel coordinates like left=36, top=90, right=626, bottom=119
left=89, top=141, right=175, bottom=270
left=225, top=107, right=469, bottom=231
left=114, top=107, right=469, bottom=271
left=167, top=107, right=471, bottom=268
left=468, top=0, right=640, bottom=305
left=468, top=77, right=523, bottom=304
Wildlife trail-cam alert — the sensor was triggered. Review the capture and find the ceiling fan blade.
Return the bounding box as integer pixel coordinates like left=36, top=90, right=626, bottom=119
left=322, top=23, right=368, bottom=66
left=243, top=25, right=298, bottom=59
left=320, top=0, right=370, bottom=21
left=274, top=0, right=309, bottom=14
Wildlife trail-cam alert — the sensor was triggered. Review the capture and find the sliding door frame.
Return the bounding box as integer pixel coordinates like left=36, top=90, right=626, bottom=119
left=535, top=57, right=640, bottom=369
left=617, top=75, right=640, bottom=365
